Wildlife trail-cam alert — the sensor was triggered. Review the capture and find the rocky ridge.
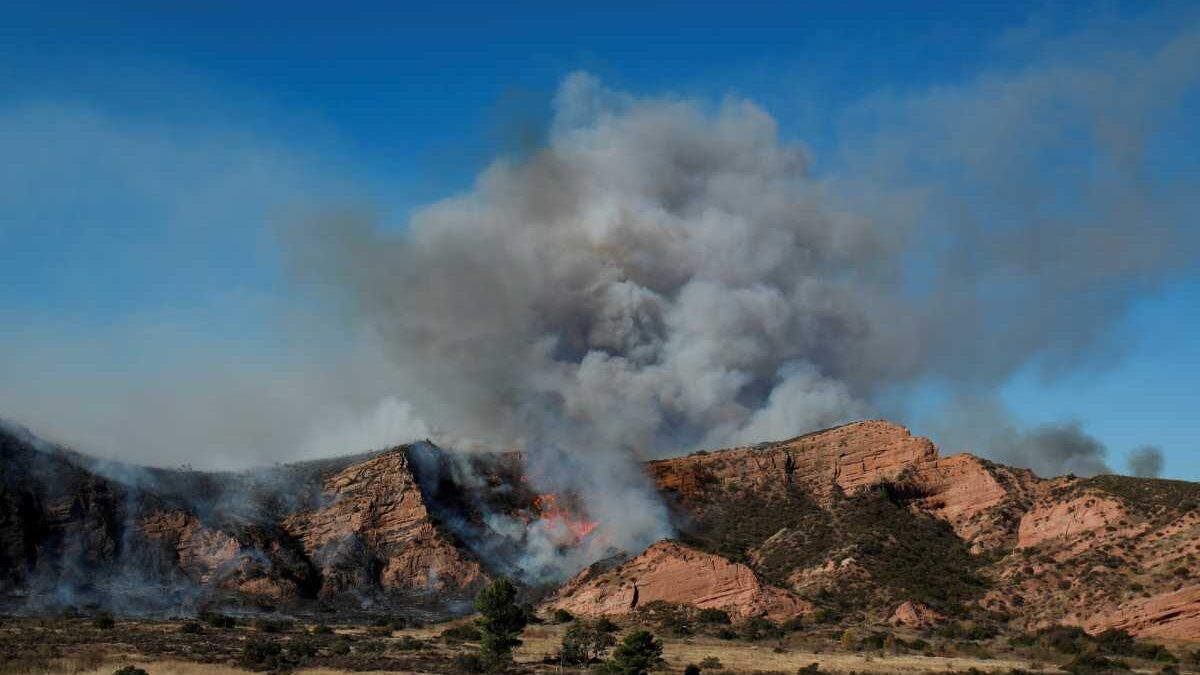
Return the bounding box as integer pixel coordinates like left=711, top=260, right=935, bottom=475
left=1, top=419, right=1197, bottom=640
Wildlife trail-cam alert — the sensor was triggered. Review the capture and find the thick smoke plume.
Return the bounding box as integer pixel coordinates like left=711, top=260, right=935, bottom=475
left=290, top=28, right=1198, bottom=574
left=295, top=28, right=1199, bottom=459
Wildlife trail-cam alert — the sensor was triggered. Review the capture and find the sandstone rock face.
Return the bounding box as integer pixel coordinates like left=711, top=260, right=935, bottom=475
left=552, top=541, right=810, bottom=621
left=283, top=448, right=485, bottom=598
left=140, top=511, right=310, bottom=601
left=910, top=454, right=1044, bottom=551
left=652, top=420, right=939, bottom=504
left=141, top=511, right=242, bottom=585
left=890, top=600, right=946, bottom=628
left=1017, top=493, right=1128, bottom=550
left=0, top=426, right=484, bottom=610
left=4, top=419, right=1199, bottom=640
left=1083, top=587, right=1200, bottom=640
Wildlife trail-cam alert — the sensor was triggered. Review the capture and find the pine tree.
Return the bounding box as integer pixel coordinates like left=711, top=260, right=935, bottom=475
left=474, top=577, right=527, bottom=672
left=601, top=629, right=663, bottom=675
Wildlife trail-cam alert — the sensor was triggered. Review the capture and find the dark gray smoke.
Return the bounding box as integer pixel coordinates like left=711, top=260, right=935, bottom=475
left=1000, top=423, right=1113, bottom=479
left=1127, top=446, right=1165, bottom=478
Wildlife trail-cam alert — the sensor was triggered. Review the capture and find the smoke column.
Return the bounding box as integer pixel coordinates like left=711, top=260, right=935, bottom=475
left=287, top=22, right=1199, bottom=569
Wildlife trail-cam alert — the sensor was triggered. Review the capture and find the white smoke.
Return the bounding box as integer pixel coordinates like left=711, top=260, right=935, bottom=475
left=300, top=396, right=432, bottom=458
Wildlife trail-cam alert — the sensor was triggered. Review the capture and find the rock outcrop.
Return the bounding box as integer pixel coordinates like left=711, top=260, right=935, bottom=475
left=3, top=419, right=1198, bottom=639
left=282, top=449, right=485, bottom=598
left=1083, top=587, right=1200, bottom=640
left=890, top=600, right=946, bottom=628
left=0, top=425, right=483, bottom=610
left=551, top=541, right=809, bottom=621
left=650, top=420, right=940, bottom=505
left=1016, top=492, right=1129, bottom=550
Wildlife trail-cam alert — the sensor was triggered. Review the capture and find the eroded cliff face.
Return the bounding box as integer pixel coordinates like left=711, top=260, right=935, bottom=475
left=551, top=541, right=809, bottom=621
left=649, top=420, right=939, bottom=504
left=2, top=420, right=1197, bottom=639
left=640, top=420, right=1199, bottom=638
left=0, top=427, right=483, bottom=612
left=984, top=477, right=1200, bottom=638
left=282, top=449, right=485, bottom=598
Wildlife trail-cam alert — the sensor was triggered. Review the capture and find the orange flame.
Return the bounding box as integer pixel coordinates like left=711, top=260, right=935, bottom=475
left=532, top=492, right=599, bottom=543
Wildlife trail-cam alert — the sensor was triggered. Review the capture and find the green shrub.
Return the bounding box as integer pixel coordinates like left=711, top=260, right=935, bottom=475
left=1134, top=643, right=1177, bottom=663
left=553, top=608, right=575, bottom=623
left=658, top=613, right=693, bottom=637
left=355, top=640, right=385, bottom=654
left=453, top=651, right=486, bottom=672
left=329, top=639, right=351, bottom=656
left=92, top=613, right=115, bottom=630
left=111, top=667, right=149, bottom=675
left=1061, top=652, right=1130, bottom=674
left=740, top=616, right=782, bottom=641
left=199, top=611, right=237, bottom=629
left=560, top=620, right=617, bottom=665
left=253, top=617, right=293, bottom=633
left=812, top=608, right=839, bottom=624
left=1095, top=629, right=1136, bottom=655
left=697, top=608, right=731, bottom=624
left=684, top=665, right=701, bottom=675
left=780, top=616, right=804, bottom=632
left=239, top=638, right=284, bottom=671
left=288, top=636, right=319, bottom=659
left=599, top=630, right=664, bottom=675
left=441, top=622, right=482, bottom=642
left=179, top=621, right=202, bottom=634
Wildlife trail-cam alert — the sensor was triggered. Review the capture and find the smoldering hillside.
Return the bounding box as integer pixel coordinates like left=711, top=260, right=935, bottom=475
left=0, top=421, right=663, bottom=614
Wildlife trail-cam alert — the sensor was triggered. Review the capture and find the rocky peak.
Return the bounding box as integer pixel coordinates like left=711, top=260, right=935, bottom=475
left=651, top=420, right=940, bottom=505
left=282, top=446, right=485, bottom=598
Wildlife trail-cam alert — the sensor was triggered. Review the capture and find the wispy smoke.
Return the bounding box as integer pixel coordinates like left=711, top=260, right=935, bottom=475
left=1127, top=446, right=1165, bottom=478
left=929, top=396, right=1175, bottom=479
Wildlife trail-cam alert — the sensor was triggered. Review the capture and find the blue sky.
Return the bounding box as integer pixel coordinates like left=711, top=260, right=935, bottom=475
left=1, top=1, right=1198, bottom=476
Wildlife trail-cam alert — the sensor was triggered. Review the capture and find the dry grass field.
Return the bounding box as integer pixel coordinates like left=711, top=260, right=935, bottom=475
left=3, top=616, right=1195, bottom=674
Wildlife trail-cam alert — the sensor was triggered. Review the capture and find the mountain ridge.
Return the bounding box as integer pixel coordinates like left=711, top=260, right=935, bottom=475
left=0, top=418, right=1196, bottom=639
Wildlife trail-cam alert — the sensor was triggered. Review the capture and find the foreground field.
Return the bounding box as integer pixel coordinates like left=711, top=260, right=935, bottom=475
left=4, top=618, right=1198, bottom=675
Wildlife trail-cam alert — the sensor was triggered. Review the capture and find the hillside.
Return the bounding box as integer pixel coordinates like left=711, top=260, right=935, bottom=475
left=0, top=419, right=1196, bottom=641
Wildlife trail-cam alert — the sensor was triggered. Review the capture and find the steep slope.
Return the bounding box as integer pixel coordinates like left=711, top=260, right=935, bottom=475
left=0, top=425, right=483, bottom=612
left=281, top=448, right=485, bottom=599
left=3, top=419, right=1197, bottom=640
left=986, top=476, right=1200, bottom=639
left=642, top=420, right=1198, bottom=638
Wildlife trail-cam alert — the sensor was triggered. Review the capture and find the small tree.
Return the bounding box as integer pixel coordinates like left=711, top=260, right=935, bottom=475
left=601, top=629, right=664, bottom=675
left=560, top=620, right=617, bottom=665
left=474, top=577, right=528, bottom=672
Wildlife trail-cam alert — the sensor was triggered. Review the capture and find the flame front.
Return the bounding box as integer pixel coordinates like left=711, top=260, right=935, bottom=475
left=532, top=492, right=599, bottom=544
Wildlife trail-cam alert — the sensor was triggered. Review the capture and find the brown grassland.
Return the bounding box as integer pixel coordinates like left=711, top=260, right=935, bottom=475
left=1, top=614, right=1197, bottom=675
